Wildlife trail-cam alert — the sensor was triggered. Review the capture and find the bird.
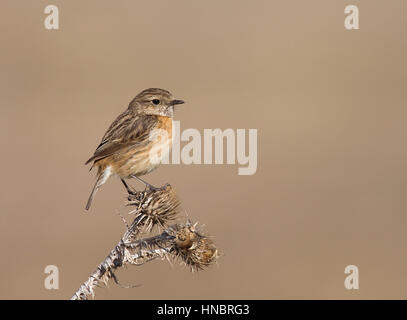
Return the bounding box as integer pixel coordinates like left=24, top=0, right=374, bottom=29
left=84, top=88, right=185, bottom=210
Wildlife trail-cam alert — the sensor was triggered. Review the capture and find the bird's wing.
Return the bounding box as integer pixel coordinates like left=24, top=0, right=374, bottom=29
left=85, top=112, right=158, bottom=165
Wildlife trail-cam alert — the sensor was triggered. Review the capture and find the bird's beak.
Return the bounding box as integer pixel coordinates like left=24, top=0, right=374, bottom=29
left=170, top=99, right=185, bottom=106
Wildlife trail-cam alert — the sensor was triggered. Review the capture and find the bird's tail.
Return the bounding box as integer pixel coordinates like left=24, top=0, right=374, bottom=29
left=85, top=179, right=100, bottom=211
left=85, top=167, right=111, bottom=211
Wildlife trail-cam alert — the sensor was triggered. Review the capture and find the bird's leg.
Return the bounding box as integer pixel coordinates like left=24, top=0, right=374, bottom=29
left=131, top=175, right=160, bottom=191
left=121, top=178, right=137, bottom=196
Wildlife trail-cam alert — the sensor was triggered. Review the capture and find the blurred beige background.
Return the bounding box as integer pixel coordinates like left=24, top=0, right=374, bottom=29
left=0, top=0, right=406, bottom=299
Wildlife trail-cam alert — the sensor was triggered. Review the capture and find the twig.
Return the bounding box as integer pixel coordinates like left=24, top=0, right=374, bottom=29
left=71, top=185, right=217, bottom=300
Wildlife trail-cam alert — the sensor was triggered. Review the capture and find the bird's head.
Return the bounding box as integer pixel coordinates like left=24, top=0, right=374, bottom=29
left=129, top=88, right=184, bottom=117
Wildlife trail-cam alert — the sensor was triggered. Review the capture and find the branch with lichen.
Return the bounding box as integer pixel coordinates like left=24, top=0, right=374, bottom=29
left=71, top=184, right=218, bottom=300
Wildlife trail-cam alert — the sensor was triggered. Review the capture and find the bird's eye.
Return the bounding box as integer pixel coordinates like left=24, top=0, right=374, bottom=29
left=152, top=99, right=160, bottom=105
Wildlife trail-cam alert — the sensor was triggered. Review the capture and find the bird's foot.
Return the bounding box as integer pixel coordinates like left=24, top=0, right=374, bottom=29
left=131, top=175, right=162, bottom=191
left=146, top=184, right=160, bottom=191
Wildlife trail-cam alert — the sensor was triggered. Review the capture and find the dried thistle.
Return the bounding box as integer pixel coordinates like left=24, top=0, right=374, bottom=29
left=123, top=222, right=218, bottom=271
left=71, top=184, right=218, bottom=300
left=170, top=223, right=218, bottom=271
left=126, top=184, right=180, bottom=236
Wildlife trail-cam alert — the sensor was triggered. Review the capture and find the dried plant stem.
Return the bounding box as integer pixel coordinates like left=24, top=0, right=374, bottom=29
left=71, top=185, right=218, bottom=300
left=71, top=237, right=172, bottom=300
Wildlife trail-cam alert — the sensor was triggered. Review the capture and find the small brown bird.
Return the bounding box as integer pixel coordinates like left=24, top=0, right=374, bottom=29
left=85, top=88, right=184, bottom=210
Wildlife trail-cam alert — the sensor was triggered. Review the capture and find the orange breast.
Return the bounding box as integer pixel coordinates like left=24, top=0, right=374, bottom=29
left=117, top=116, right=172, bottom=178
left=95, top=116, right=173, bottom=178
left=156, top=115, right=173, bottom=139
